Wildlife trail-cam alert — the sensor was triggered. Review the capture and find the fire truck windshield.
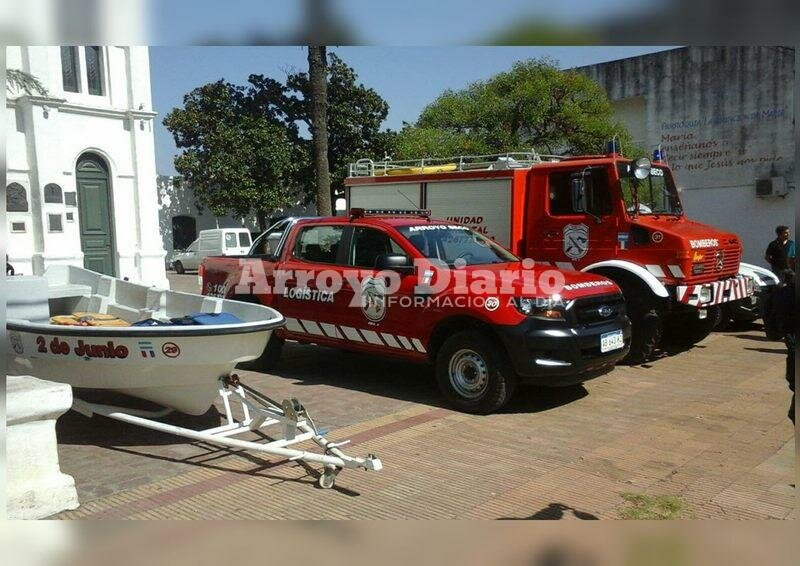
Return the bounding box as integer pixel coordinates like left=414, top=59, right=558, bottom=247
left=397, top=225, right=518, bottom=266
left=618, top=164, right=683, bottom=216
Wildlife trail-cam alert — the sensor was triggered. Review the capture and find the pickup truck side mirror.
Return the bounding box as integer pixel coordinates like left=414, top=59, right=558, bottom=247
left=375, top=253, right=413, bottom=275
left=571, top=176, right=586, bottom=213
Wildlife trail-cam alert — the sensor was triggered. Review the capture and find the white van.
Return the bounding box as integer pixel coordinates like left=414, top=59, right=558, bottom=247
left=171, top=228, right=252, bottom=274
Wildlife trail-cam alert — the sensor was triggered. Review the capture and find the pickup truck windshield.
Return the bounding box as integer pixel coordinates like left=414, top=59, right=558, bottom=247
left=618, top=164, right=683, bottom=216
left=397, top=225, right=518, bottom=266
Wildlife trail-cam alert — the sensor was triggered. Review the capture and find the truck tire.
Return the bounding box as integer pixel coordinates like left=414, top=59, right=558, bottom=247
left=174, top=261, right=185, bottom=274
left=622, top=291, right=663, bottom=365
left=662, top=305, right=720, bottom=347
left=435, top=329, right=517, bottom=414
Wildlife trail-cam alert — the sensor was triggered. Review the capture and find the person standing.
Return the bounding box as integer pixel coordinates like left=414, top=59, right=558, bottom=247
left=767, top=269, right=796, bottom=424
left=765, top=225, right=796, bottom=273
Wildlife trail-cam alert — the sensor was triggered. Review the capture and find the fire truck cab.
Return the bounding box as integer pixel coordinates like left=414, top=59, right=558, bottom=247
left=345, top=151, right=756, bottom=362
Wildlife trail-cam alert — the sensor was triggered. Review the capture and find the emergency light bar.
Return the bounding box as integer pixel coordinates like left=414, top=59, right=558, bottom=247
left=349, top=208, right=431, bottom=219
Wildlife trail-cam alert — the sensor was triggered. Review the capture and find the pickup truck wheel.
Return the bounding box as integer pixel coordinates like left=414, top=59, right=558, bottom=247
left=174, top=261, right=185, bottom=275
left=623, top=294, right=663, bottom=364
left=435, top=330, right=517, bottom=414
left=662, top=306, right=720, bottom=347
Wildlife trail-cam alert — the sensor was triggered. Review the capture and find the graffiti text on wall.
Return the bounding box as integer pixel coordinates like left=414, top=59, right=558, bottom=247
left=658, top=106, right=789, bottom=176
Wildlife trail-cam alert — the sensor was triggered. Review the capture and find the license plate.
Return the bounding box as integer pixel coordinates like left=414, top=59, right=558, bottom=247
left=600, top=330, right=624, bottom=353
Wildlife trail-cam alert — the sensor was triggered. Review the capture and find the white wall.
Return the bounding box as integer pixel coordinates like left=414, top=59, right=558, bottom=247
left=581, top=47, right=795, bottom=266
left=6, top=45, right=167, bottom=287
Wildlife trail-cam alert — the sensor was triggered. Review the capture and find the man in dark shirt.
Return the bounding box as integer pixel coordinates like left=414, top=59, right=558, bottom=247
left=765, top=225, right=796, bottom=273
left=767, top=269, right=796, bottom=424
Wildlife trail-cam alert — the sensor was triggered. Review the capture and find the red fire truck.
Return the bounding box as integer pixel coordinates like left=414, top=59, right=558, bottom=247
left=200, top=211, right=631, bottom=414
left=345, top=150, right=756, bottom=362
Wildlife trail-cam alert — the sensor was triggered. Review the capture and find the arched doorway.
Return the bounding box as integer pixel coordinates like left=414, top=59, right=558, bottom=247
left=172, top=215, right=197, bottom=250
left=76, top=153, right=116, bottom=276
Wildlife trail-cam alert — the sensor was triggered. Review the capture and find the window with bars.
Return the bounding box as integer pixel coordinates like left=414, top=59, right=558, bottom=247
left=85, top=46, right=104, bottom=95
left=61, top=46, right=79, bottom=92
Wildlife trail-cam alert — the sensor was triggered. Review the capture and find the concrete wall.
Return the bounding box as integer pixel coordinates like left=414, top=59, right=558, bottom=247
left=6, top=46, right=167, bottom=287
left=579, top=46, right=795, bottom=265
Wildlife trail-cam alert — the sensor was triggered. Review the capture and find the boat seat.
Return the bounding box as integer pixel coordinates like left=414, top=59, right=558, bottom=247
left=47, top=283, right=94, bottom=299
left=6, top=276, right=51, bottom=323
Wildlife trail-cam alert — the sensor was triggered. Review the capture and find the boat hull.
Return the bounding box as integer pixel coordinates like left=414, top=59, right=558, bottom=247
left=7, top=326, right=271, bottom=415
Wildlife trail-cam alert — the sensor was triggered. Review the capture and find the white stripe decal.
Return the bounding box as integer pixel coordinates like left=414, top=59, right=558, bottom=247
left=667, top=264, right=684, bottom=278
left=320, top=323, right=342, bottom=339
left=397, top=336, right=413, bottom=350
left=285, top=317, right=304, bottom=333
left=360, top=329, right=384, bottom=345
left=380, top=333, right=401, bottom=348
left=411, top=338, right=426, bottom=353
left=340, top=326, right=363, bottom=342
left=645, top=264, right=666, bottom=278
left=300, top=320, right=325, bottom=336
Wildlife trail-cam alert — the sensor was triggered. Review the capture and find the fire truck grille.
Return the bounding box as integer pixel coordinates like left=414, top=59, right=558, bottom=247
left=571, top=293, right=626, bottom=326
left=696, top=245, right=741, bottom=281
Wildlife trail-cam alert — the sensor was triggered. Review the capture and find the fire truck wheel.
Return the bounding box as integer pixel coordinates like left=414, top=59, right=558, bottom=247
left=435, top=329, right=517, bottom=414
left=662, top=306, right=721, bottom=347
left=623, top=295, right=663, bottom=365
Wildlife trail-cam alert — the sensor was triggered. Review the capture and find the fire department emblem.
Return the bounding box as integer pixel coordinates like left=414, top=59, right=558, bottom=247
left=361, top=277, right=387, bottom=323
left=9, top=331, right=24, bottom=354
left=563, top=224, right=589, bottom=260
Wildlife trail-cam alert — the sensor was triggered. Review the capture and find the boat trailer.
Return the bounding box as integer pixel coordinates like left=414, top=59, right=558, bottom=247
left=71, top=374, right=382, bottom=489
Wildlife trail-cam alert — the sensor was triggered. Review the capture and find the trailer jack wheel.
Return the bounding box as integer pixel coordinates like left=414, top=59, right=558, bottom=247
left=318, top=466, right=340, bottom=489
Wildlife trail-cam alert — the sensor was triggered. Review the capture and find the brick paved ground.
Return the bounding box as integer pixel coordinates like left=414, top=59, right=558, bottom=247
left=53, top=274, right=795, bottom=519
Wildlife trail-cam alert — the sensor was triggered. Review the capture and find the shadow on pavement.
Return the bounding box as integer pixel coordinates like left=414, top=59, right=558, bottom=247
left=500, top=502, right=599, bottom=520
left=273, top=342, right=590, bottom=414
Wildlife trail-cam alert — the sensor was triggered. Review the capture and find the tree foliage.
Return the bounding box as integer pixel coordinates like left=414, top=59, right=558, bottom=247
left=6, top=69, right=48, bottom=96
left=286, top=53, right=391, bottom=201
left=395, top=58, right=632, bottom=159
left=163, top=79, right=305, bottom=229
left=164, top=52, right=391, bottom=224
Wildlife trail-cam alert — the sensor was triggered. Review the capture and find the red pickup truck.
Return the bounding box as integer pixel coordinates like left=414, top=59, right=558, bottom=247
left=200, top=209, right=631, bottom=414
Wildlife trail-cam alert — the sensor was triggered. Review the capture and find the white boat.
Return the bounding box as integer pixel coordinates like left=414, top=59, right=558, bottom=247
left=6, top=265, right=284, bottom=415
left=6, top=266, right=382, bottom=488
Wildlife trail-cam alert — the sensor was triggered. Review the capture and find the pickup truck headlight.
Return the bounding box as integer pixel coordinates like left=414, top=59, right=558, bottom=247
left=513, top=297, right=565, bottom=320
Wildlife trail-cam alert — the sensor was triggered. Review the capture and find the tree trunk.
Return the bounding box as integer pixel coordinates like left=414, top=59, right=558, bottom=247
left=307, top=45, right=331, bottom=216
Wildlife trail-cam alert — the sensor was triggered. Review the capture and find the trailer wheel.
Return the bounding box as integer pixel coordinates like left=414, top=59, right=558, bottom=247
left=318, top=466, right=339, bottom=489
left=662, top=306, right=721, bottom=347
left=623, top=293, right=663, bottom=364
left=435, top=329, right=517, bottom=414
left=174, top=261, right=185, bottom=274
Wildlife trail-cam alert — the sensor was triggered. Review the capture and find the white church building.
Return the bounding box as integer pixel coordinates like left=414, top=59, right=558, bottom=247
left=6, top=45, right=168, bottom=288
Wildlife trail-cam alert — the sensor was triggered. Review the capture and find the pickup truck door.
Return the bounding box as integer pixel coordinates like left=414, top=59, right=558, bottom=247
left=335, top=226, right=425, bottom=356
left=275, top=223, right=355, bottom=343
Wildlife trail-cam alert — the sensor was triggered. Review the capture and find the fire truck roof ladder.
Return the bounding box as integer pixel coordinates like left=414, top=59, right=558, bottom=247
left=349, top=151, right=566, bottom=177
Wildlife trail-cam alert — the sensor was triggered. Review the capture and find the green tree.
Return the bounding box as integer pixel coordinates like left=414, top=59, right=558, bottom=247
left=286, top=52, right=392, bottom=205
left=396, top=58, right=632, bottom=159
left=6, top=69, right=48, bottom=96
left=163, top=80, right=305, bottom=230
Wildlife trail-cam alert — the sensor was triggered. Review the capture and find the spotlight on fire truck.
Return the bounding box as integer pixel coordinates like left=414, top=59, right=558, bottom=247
left=632, top=157, right=652, bottom=180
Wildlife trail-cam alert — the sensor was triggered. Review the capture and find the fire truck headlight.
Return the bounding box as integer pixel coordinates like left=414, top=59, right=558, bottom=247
left=699, top=287, right=712, bottom=303
left=514, top=297, right=565, bottom=320
left=633, top=157, right=652, bottom=180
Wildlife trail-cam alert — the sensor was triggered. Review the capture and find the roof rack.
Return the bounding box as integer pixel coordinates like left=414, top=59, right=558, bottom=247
left=348, top=151, right=567, bottom=177
left=349, top=208, right=431, bottom=220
